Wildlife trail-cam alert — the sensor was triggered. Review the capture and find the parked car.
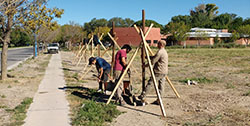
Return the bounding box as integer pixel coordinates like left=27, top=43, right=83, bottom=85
left=47, top=43, right=59, bottom=54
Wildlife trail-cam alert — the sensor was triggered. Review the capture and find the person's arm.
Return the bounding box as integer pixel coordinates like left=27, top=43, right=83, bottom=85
left=98, top=67, right=103, bottom=82
left=121, top=57, right=127, bottom=67
left=151, top=51, right=161, bottom=65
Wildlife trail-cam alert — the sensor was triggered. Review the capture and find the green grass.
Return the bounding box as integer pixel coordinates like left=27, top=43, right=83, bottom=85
left=72, top=100, right=121, bottom=126
left=179, top=77, right=218, bottom=84
left=6, top=97, right=33, bottom=126
left=183, top=114, right=223, bottom=126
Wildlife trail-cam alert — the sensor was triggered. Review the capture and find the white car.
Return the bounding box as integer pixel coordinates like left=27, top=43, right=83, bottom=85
left=47, top=43, right=59, bottom=54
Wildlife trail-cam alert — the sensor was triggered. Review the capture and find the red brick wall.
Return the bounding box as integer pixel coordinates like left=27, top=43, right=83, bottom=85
left=113, top=27, right=161, bottom=47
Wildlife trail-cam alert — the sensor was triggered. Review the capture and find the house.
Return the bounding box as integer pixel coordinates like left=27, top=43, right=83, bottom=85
left=112, top=27, right=162, bottom=47
left=179, top=28, right=232, bottom=46
left=175, top=28, right=249, bottom=46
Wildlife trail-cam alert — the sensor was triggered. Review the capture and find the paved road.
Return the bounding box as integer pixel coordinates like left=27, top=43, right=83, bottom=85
left=0, top=47, right=33, bottom=70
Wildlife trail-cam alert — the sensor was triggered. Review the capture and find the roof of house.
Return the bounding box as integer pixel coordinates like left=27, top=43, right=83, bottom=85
left=187, top=27, right=232, bottom=38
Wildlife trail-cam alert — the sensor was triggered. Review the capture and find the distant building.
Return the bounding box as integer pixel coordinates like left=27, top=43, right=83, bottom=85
left=112, top=27, right=162, bottom=47
left=173, top=28, right=249, bottom=46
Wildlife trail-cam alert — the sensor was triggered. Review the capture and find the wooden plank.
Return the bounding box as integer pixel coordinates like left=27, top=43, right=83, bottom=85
left=108, top=32, right=121, bottom=50
left=140, top=28, right=166, bottom=117
left=106, top=46, right=140, bottom=104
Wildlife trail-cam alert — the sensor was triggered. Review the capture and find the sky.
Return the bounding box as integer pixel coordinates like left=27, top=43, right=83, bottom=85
left=47, top=0, right=250, bottom=26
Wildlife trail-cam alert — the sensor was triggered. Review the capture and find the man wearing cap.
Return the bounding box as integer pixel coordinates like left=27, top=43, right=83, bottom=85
left=139, top=40, right=168, bottom=105
left=89, top=57, right=111, bottom=92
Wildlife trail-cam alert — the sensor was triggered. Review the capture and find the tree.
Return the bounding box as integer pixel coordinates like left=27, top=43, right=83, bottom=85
left=83, top=18, right=108, bottom=34
left=243, top=18, right=250, bottom=25
left=0, top=0, right=26, bottom=80
left=229, top=17, right=243, bottom=31
left=212, top=13, right=234, bottom=29
left=190, top=4, right=219, bottom=28
left=165, top=22, right=190, bottom=47
left=108, top=17, right=134, bottom=27
left=19, top=0, right=64, bottom=57
left=11, top=28, right=31, bottom=46
left=58, top=23, right=83, bottom=49
left=170, top=15, right=192, bottom=26
left=133, top=19, right=164, bottom=33
left=237, top=25, right=250, bottom=45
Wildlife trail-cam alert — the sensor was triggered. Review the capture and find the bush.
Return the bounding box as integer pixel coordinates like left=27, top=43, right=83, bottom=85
left=72, top=100, right=121, bottom=126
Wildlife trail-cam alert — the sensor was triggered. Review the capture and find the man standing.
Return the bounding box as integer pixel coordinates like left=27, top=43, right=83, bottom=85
left=89, top=57, right=111, bottom=92
left=113, top=44, right=132, bottom=105
left=139, top=40, right=168, bottom=105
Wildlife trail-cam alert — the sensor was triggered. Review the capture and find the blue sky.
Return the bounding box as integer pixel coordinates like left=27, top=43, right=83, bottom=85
left=48, top=0, right=250, bottom=26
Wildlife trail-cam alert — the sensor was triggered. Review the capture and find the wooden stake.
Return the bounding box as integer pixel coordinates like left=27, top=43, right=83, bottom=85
left=140, top=28, right=166, bottom=117
left=111, top=22, right=116, bottom=77
left=106, top=46, right=140, bottom=104
left=166, top=76, right=180, bottom=98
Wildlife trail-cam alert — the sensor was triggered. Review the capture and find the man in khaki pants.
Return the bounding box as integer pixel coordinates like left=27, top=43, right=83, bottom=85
left=113, top=44, right=132, bottom=106
left=139, top=40, right=168, bottom=105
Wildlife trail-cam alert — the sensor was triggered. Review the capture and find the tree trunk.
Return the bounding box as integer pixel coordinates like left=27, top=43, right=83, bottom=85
left=1, top=42, right=8, bottom=80
left=1, top=14, right=13, bottom=80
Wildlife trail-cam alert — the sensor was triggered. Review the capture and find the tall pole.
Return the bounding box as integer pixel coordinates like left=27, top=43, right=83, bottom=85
left=141, top=10, right=146, bottom=91
left=111, top=22, right=116, bottom=76
left=33, top=32, right=38, bottom=57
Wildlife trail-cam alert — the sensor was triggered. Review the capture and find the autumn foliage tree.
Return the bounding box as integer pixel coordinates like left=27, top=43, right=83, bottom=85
left=0, top=0, right=26, bottom=80
left=19, top=0, right=64, bottom=57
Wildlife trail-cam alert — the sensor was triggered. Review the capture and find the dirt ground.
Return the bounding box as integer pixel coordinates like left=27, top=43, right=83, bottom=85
left=62, top=48, right=250, bottom=126
left=0, top=54, right=51, bottom=126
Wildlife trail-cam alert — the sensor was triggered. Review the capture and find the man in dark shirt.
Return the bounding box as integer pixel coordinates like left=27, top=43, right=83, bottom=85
left=89, top=57, right=111, bottom=92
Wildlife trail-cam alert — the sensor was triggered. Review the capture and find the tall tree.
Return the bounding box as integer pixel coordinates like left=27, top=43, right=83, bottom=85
left=0, top=0, right=26, bottom=80
left=190, top=3, right=219, bottom=28
left=19, top=0, right=64, bottom=57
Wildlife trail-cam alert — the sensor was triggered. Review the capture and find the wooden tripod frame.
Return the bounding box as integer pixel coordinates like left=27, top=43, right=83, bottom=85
left=106, top=26, right=169, bottom=117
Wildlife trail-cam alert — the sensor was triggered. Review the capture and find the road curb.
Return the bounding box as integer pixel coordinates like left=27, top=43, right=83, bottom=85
left=7, top=55, right=33, bottom=71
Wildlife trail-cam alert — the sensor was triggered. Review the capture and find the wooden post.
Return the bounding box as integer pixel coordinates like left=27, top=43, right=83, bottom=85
left=141, top=10, right=146, bottom=91
left=111, top=22, right=116, bottom=77
left=99, top=40, right=112, bottom=57
left=106, top=46, right=140, bottom=104
left=140, top=28, right=166, bottom=117
left=97, top=44, right=100, bottom=57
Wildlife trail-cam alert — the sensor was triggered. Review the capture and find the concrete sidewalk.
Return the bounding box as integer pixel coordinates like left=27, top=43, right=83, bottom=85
left=24, top=54, right=70, bottom=126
